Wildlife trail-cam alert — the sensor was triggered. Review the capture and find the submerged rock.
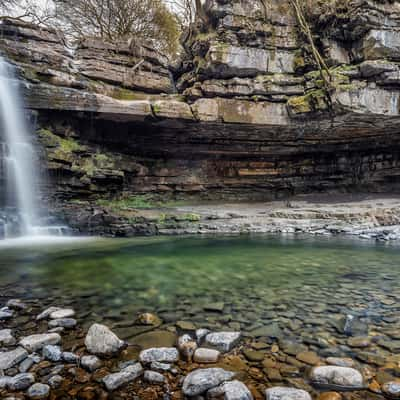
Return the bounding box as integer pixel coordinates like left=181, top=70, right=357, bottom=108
left=27, top=383, right=50, bottom=399
left=205, top=332, right=241, bottom=352
left=382, top=381, right=400, bottom=399
left=0, top=329, right=16, bottom=346
left=102, top=363, right=143, bottom=391
left=81, top=355, right=102, bottom=371
left=144, top=370, right=165, bottom=384
left=85, top=323, right=125, bottom=356
left=208, top=380, right=253, bottom=400
left=194, top=348, right=220, bottom=363
left=43, top=345, right=62, bottom=362
left=49, top=308, right=75, bottom=319
left=265, top=387, right=312, bottom=400
left=310, top=366, right=364, bottom=389
left=48, top=318, right=77, bottom=329
left=8, top=373, right=35, bottom=390
left=182, top=368, right=235, bottom=396
left=139, top=347, right=179, bottom=364
left=0, top=347, right=28, bottom=370
left=37, top=307, right=62, bottom=320
left=20, top=333, right=61, bottom=352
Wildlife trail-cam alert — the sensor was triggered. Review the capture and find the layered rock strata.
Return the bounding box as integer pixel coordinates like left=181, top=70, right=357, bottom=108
left=1, top=1, right=400, bottom=212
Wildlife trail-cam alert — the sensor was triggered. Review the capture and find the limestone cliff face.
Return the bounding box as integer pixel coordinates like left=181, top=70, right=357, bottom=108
left=1, top=0, right=400, bottom=204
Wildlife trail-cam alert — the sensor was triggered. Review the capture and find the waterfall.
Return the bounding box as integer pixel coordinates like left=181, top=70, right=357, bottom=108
left=0, top=56, right=66, bottom=238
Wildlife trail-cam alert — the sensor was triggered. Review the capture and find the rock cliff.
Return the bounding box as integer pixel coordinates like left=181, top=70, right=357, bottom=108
left=1, top=0, right=400, bottom=213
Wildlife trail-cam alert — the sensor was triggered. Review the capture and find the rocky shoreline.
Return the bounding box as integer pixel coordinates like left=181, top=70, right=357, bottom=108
left=1, top=296, right=400, bottom=400
left=59, top=195, right=400, bottom=241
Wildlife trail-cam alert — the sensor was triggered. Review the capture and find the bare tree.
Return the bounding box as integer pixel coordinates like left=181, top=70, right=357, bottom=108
left=0, top=0, right=56, bottom=25
left=53, top=0, right=180, bottom=55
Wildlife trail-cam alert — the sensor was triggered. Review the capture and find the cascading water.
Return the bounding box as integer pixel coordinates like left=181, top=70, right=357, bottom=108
left=0, top=56, right=67, bottom=239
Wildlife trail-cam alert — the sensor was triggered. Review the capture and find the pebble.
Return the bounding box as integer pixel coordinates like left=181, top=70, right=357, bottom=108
left=37, top=307, right=62, bottom=321
left=8, top=373, right=35, bottom=390
left=265, top=387, right=312, bottom=400
left=48, top=374, right=63, bottom=389
left=318, top=393, right=342, bottom=400
left=27, top=383, right=50, bottom=399
left=62, top=352, right=79, bottom=363
left=310, top=366, right=364, bottom=389
left=205, top=332, right=241, bottom=352
left=0, top=347, right=28, bottom=370
left=0, top=329, right=16, bottom=346
left=0, top=309, right=14, bottom=320
left=43, top=345, right=62, bottom=362
left=326, top=357, right=355, bottom=368
left=85, top=323, right=125, bottom=356
left=182, top=368, right=235, bottom=396
left=382, top=381, right=400, bottom=399
left=7, top=299, right=27, bottom=310
left=178, top=334, right=197, bottom=360
left=20, top=333, right=61, bottom=352
left=243, top=348, right=265, bottom=362
left=48, top=318, right=77, bottom=329
left=150, top=361, right=173, bottom=372
left=208, top=380, right=253, bottom=399
left=49, top=308, right=75, bottom=319
left=194, top=348, right=220, bottom=363
left=102, top=363, right=143, bottom=391
left=347, top=337, right=371, bottom=348
left=135, top=313, right=161, bottom=326
left=176, top=321, right=196, bottom=330
left=196, top=328, right=210, bottom=343
left=81, top=355, right=102, bottom=371
left=139, top=347, right=179, bottom=364
left=144, top=370, right=165, bottom=384
left=296, top=351, right=320, bottom=365
left=19, top=356, right=35, bottom=373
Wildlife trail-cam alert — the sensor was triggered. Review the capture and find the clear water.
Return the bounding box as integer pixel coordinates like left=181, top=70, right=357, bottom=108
left=0, top=235, right=399, bottom=342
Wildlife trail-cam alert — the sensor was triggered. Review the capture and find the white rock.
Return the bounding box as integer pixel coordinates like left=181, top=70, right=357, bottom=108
left=37, top=307, right=62, bottom=321
left=310, top=366, right=364, bottom=389
left=0, top=347, right=28, bottom=370
left=7, top=299, right=27, bottom=310
left=265, top=387, right=312, bottom=400
left=62, top=352, right=80, bottom=363
left=182, top=368, right=235, bottom=396
left=208, top=380, right=253, bottom=400
left=49, top=309, right=75, bottom=319
left=196, top=328, right=210, bottom=343
left=178, top=334, right=197, bottom=360
left=43, top=345, right=62, bottom=362
left=102, top=363, right=143, bottom=391
left=144, top=370, right=165, bottom=384
left=0, top=376, right=12, bottom=388
left=0, top=329, right=16, bottom=346
left=0, top=308, right=13, bottom=320
left=205, top=332, right=241, bottom=352
left=48, top=374, right=63, bottom=389
left=27, top=383, right=50, bottom=399
left=20, top=333, right=61, bottom=352
left=81, top=355, right=102, bottom=371
left=150, top=361, right=172, bottom=372
left=139, top=347, right=179, bottom=364
left=194, top=348, right=220, bottom=363
left=48, top=318, right=77, bottom=329
left=85, top=323, right=125, bottom=356
left=8, top=373, right=35, bottom=390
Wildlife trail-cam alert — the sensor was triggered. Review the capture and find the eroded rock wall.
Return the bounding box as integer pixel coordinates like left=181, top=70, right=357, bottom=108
left=1, top=1, right=400, bottom=205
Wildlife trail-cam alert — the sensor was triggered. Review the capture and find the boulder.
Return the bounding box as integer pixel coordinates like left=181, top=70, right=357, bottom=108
left=0, top=347, right=28, bottom=369
left=139, top=347, right=179, bottom=364
left=182, top=368, right=235, bottom=396
left=265, top=387, right=312, bottom=400
left=102, top=363, right=143, bottom=391
left=81, top=355, right=102, bottom=371
left=310, top=366, right=365, bottom=389
left=0, top=329, right=16, bottom=346
left=27, top=383, right=50, bottom=399
left=144, top=370, right=165, bottom=384
left=8, top=373, right=35, bottom=390
left=208, top=380, right=253, bottom=399
left=85, top=323, right=125, bottom=356
left=205, top=332, right=241, bottom=352
left=194, top=348, right=220, bottom=363
left=20, top=333, right=61, bottom=352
